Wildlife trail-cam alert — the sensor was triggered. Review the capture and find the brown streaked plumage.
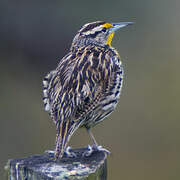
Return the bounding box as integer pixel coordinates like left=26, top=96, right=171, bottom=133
left=43, top=21, right=133, bottom=159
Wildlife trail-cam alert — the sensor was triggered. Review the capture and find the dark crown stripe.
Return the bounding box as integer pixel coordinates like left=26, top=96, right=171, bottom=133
left=80, top=21, right=106, bottom=33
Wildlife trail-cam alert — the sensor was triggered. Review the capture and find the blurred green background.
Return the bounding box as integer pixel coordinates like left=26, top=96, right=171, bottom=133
left=1, top=0, right=180, bottom=179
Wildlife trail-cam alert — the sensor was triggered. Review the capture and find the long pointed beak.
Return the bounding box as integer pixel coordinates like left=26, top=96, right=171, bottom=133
left=109, top=22, right=134, bottom=33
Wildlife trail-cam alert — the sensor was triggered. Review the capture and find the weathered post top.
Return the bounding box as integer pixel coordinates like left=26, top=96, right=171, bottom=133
left=5, top=148, right=107, bottom=180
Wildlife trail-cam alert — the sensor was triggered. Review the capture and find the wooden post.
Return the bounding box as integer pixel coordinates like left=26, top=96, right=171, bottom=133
left=5, top=147, right=107, bottom=180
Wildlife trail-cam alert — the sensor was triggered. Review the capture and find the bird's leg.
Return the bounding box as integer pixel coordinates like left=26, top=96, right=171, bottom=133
left=83, top=128, right=110, bottom=157
left=82, top=128, right=98, bottom=157
left=87, top=128, right=98, bottom=147
left=64, top=146, right=77, bottom=158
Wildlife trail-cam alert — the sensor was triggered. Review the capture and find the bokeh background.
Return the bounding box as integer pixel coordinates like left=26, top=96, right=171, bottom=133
left=1, top=0, right=180, bottom=179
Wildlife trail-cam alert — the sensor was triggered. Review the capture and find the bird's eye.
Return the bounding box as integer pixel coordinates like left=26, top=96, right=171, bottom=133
left=102, top=28, right=106, bottom=33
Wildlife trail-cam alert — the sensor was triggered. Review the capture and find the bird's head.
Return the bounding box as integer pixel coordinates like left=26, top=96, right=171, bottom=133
left=71, top=21, right=133, bottom=49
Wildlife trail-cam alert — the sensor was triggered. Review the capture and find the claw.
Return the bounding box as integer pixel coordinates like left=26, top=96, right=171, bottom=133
left=93, top=145, right=110, bottom=154
left=64, top=146, right=77, bottom=158
left=82, top=145, right=110, bottom=157
left=83, top=145, right=94, bottom=157
left=44, top=150, right=55, bottom=155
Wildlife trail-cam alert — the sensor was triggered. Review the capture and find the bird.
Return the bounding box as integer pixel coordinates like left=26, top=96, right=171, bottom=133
left=42, top=21, right=133, bottom=160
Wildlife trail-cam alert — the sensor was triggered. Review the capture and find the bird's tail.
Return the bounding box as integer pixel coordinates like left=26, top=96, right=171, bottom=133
left=54, top=119, right=80, bottom=160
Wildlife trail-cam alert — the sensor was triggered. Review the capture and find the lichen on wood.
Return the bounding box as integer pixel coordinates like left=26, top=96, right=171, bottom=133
left=5, top=147, right=107, bottom=180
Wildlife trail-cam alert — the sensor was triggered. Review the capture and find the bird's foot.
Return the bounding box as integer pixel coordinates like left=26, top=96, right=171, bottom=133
left=94, top=145, right=110, bottom=154
left=83, top=144, right=110, bottom=157
left=44, top=150, right=55, bottom=155
left=64, top=146, right=77, bottom=158
left=83, top=145, right=94, bottom=157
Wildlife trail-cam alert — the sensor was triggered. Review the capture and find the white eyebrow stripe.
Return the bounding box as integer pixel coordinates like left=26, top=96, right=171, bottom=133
left=83, top=26, right=103, bottom=35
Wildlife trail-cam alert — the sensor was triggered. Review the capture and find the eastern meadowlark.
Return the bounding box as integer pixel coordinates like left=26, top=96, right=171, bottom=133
left=43, top=21, right=133, bottom=160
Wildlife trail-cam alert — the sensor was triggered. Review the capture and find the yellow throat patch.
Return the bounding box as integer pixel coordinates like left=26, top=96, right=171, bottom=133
left=102, top=23, right=114, bottom=46
left=106, top=32, right=114, bottom=47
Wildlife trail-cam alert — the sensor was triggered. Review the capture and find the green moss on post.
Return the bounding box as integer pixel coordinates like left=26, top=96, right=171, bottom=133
left=5, top=148, right=107, bottom=180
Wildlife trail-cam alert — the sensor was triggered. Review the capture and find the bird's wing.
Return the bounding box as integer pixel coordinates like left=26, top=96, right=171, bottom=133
left=43, top=47, right=121, bottom=124
left=58, top=47, right=116, bottom=121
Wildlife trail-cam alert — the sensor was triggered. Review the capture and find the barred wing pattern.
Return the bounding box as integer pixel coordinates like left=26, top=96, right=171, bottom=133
left=43, top=45, right=123, bottom=158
